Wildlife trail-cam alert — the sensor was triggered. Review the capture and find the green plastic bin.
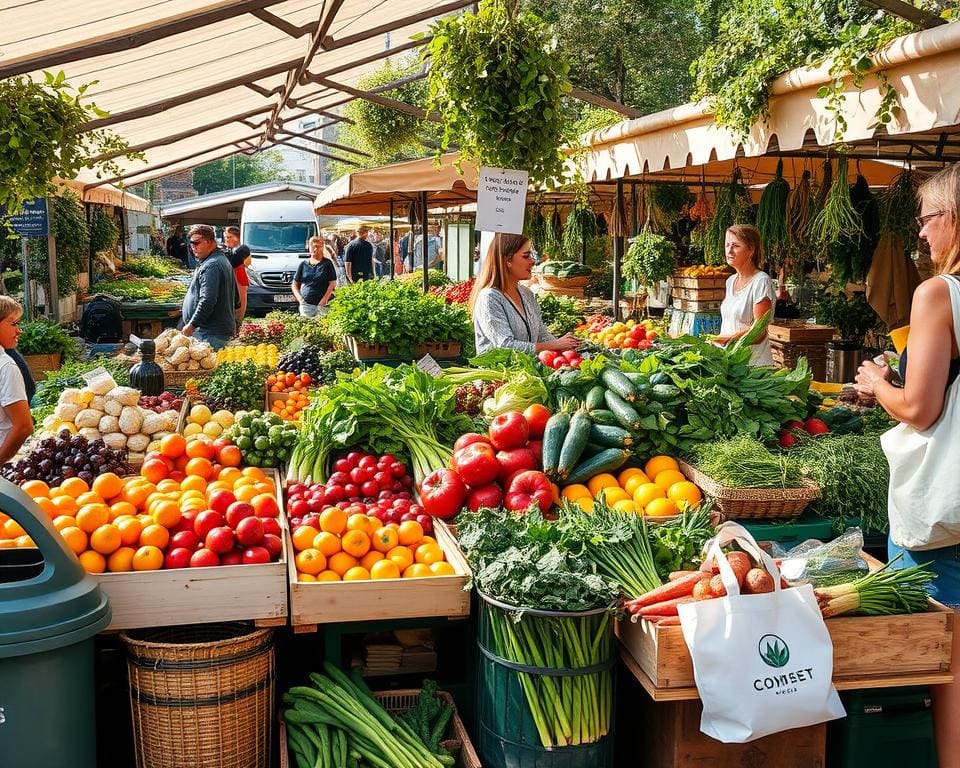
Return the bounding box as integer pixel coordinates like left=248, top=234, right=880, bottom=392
left=0, top=478, right=111, bottom=768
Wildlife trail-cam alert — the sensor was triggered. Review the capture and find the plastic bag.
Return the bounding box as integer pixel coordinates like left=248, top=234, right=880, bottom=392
left=778, top=528, right=869, bottom=586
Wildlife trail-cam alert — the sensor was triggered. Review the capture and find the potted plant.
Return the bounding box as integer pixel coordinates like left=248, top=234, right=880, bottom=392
left=622, top=232, right=677, bottom=314
left=17, top=318, right=79, bottom=380
left=814, top=288, right=881, bottom=383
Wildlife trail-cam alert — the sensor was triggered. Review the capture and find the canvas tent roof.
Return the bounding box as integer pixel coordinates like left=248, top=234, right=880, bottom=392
left=57, top=176, right=152, bottom=213
left=158, top=181, right=325, bottom=224
left=0, top=1, right=475, bottom=188
left=579, top=21, right=960, bottom=186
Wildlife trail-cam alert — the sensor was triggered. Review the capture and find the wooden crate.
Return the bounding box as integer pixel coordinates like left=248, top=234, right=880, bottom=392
left=672, top=275, right=729, bottom=290
left=23, top=352, right=62, bottom=382
left=415, top=341, right=462, bottom=359
left=768, top=322, right=836, bottom=343
left=671, top=296, right=722, bottom=313
left=641, top=695, right=826, bottom=768
left=617, top=598, right=954, bottom=695
left=287, top=521, right=471, bottom=629
left=343, top=335, right=395, bottom=360
left=95, top=469, right=289, bottom=631
left=672, top=285, right=726, bottom=302
left=771, top=340, right=828, bottom=381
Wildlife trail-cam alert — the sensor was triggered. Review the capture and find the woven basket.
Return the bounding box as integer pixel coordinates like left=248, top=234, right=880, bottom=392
left=678, top=459, right=819, bottom=520
left=162, top=368, right=212, bottom=390
left=121, top=624, right=275, bottom=768
left=538, top=274, right=590, bottom=289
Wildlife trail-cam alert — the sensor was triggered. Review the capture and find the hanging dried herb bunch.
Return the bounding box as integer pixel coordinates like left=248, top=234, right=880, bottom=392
left=878, top=169, right=920, bottom=247
left=788, top=170, right=814, bottom=248
left=810, top=154, right=861, bottom=246
left=562, top=203, right=598, bottom=261
left=704, top=169, right=753, bottom=266
left=644, top=183, right=693, bottom=235
left=755, top=158, right=791, bottom=269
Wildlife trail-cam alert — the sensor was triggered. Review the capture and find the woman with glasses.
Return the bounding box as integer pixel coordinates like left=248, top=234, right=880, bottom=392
left=855, top=163, right=960, bottom=764
left=0, top=296, right=33, bottom=465
left=469, top=233, right=580, bottom=355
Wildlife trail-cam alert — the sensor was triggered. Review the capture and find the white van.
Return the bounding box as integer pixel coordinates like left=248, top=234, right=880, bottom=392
left=241, top=200, right=319, bottom=314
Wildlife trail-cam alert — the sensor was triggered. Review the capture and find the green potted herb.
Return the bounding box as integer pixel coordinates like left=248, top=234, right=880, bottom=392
left=814, top=288, right=880, bottom=348
left=17, top=318, right=79, bottom=380
left=622, top=232, right=677, bottom=312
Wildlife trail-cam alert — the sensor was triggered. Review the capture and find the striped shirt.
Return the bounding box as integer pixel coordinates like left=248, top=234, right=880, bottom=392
left=473, top=286, right=555, bottom=355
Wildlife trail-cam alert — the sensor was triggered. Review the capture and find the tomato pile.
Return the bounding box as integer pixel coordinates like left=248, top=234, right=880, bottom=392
left=419, top=404, right=555, bottom=519
left=432, top=278, right=475, bottom=304
left=537, top=349, right=583, bottom=369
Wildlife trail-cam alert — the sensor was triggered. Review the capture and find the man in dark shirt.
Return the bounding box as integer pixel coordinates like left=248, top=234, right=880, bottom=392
left=343, top=226, right=374, bottom=282
left=166, top=226, right=189, bottom=268
left=223, top=225, right=251, bottom=323
left=181, top=225, right=236, bottom=349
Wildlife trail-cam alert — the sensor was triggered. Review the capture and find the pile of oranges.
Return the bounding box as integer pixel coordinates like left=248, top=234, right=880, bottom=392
left=559, top=455, right=703, bottom=517
left=291, top=510, right=454, bottom=583
left=4, top=433, right=281, bottom=574
left=268, top=371, right=314, bottom=393
left=270, top=391, right=311, bottom=422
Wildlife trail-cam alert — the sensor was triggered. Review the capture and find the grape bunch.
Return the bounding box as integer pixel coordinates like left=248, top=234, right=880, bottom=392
left=2, top=432, right=129, bottom=486
left=139, top=392, right=185, bottom=413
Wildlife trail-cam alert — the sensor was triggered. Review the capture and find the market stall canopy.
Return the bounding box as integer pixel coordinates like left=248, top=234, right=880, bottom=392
left=314, top=154, right=480, bottom=216
left=331, top=217, right=412, bottom=231
left=56, top=176, right=152, bottom=213
left=158, top=181, right=325, bottom=225
left=0, top=1, right=476, bottom=188
left=580, top=21, right=960, bottom=186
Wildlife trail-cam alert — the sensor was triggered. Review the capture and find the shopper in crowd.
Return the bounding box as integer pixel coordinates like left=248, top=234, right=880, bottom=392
left=0, top=297, right=33, bottom=465
left=412, top=225, right=443, bottom=271
left=855, top=162, right=960, bottom=766
left=393, top=232, right=404, bottom=276
left=166, top=225, right=189, bottom=268
left=325, top=233, right=348, bottom=286
left=292, top=236, right=337, bottom=318
left=223, top=225, right=251, bottom=323
left=711, top=224, right=776, bottom=365
left=180, top=224, right=236, bottom=350
left=469, top=233, right=579, bottom=355
left=343, top=225, right=374, bottom=282
left=399, top=230, right=411, bottom=272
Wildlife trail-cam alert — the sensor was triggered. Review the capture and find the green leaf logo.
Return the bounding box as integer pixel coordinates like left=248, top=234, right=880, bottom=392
left=758, top=634, right=790, bottom=668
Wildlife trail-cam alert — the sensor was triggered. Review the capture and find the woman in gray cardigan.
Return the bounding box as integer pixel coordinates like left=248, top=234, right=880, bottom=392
left=469, top=233, right=580, bottom=355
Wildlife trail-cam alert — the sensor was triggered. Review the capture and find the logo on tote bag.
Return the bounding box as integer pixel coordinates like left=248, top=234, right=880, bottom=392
left=758, top=634, right=790, bottom=668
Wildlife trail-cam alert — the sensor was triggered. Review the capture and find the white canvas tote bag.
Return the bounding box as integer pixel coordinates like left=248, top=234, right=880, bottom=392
left=678, top=522, right=845, bottom=743
left=882, top=274, right=960, bottom=550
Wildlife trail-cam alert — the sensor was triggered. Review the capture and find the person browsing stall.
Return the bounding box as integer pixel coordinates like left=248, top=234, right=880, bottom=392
left=292, top=236, right=338, bottom=317
left=470, top=233, right=579, bottom=355
left=343, top=226, right=374, bottom=282
left=0, top=297, right=33, bottom=464
left=223, top=225, right=251, bottom=323
left=711, top=224, right=777, bottom=365
left=854, top=163, right=960, bottom=766
left=180, top=225, right=236, bottom=350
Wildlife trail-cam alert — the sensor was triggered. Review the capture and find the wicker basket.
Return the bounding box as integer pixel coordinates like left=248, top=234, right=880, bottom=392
left=162, top=368, right=212, bottom=389
left=121, top=624, right=275, bottom=768
left=538, top=274, right=590, bottom=289
left=678, top=459, right=820, bottom=520
left=280, top=688, right=481, bottom=768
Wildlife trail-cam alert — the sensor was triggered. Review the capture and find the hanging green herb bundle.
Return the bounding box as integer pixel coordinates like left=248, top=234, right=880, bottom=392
left=703, top=170, right=752, bottom=266
left=541, top=209, right=562, bottom=260
left=623, top=231, right=678, bottom=287
left=756, top=159, right=791, bottom=269
left=788, top=170, right=814, bottom=248
left=878, top=169, right=920, bottom=248
left=525, top=205, right=548, bottom=253
left=645, top=183, right=693, bottom=235
left=810, top=154, right=861, bottom=247
left=561, top=203, right=599, bottom=261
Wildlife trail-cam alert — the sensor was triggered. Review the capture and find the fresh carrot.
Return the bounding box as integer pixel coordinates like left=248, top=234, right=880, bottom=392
left=635, top=596, right=696, bottom=617
left=657, top=616, right=681, bottom=626
left=668, top=570, right=700, bottom=581
left=626, top=572, right=708, bottom=610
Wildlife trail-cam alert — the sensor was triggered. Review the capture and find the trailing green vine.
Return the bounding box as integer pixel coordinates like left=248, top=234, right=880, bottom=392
left=425, top=0, right=572, bottom=182
left=755, top=159, right=791, bottom=270
left=561, top=202, right=598, bottom=260
left=27, top=191, right=89, bottom=298
left=89, top=206, right=120, bottom=255
left=703, top=169, right=753, bottom=266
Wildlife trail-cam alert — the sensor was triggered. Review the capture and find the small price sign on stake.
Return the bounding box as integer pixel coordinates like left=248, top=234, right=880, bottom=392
left=416, top=354, right=444, bottom=377
left=475, top=167, right=529, bottom=235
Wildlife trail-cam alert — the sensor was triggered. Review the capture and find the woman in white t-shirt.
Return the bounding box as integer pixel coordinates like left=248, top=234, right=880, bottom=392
left=712, top=225, right=777, bottom=366
left=0, top=297, right=32, bottom=465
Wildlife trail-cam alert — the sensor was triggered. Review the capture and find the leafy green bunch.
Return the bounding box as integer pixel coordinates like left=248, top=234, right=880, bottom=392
left=119, top=255, right=185, bottom=278
left=326, top=279, right=471, bottom=356
left=27, top=191, right=88, bottom=298
left=537, top=293, right=586, bottom=335
left=198, top=360, right=271, bottom=412
left=426, top=0, right=572, bottom=183
left=17, top=318, right=79, bottom=359
left=814, top=288, right=880, bottom=346
left=622, top=232, right=677, bottom=287
left=264, top=312, right=341, bottom=350
left=88, top=207, right=120, bottom=256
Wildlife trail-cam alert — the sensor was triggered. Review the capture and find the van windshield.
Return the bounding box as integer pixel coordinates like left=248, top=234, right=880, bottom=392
left=243, top=221, right=317, bottom=253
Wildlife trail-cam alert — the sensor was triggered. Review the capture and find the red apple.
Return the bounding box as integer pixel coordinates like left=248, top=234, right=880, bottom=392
left=172, top=510, right=198, bottom=535
left=261, top=533, right=283, bottom=559
left=235, top=516, right=265, bottom=547
left=242, top=546, right=271, bottom=565
left=220, top=548, right=244, bottom=566
left=194, top=510, right=224, bottom=540
left=190, top=548, right=220, bottom=568
left=225, top=501, right=255, bottom=528
left=164, top=547, right=192, bottom=569
left=260, top=518, right=281, bottom=537
left=208, top=489, right=237, bottom=516
left=171, top=530, right=200, bottom=551
left=205, top=526, right=235, bottom=555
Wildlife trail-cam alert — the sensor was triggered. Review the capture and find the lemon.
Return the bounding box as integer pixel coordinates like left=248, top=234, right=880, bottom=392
left=202, top=421, right=223, bottom=437
left=189, top=403, right=212, bottom=425
left=183, top=422, right=202, bottom=437
left=212, top=410, right=235, bottom=428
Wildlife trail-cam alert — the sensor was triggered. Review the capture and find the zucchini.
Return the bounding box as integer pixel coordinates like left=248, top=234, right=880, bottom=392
left=585, top=385, right=607, bottom=411
left=589, top=409, right=620, bottom=427
left=565, top=449, right=631, bottom=485
left=649, top=371, right=670, bottom=386
left=557, top=408, right=593, bottom=480
left=541, top=411, right=570, bottom=477
left=600, top=367, right=637, bottom=402
left=589, top=423, right=634, bottom=448
left=553, top=387, right=576, bottom=404
left=623, top=372, right=648, bottom=385
left=582, top=442, right=605, bottom=458
left=604, top=389, right=642, bottom=431
left=651, top=383, right=681, bottom=403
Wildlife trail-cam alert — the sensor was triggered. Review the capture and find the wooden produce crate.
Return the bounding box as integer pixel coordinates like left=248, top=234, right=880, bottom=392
left=617, top=598, right=954, bottom=699
left=415, top=341, right=462, bottom=359
left=23, top=352, right=62, bottom=382
left=343, top=335, right=395, bottom=360
left=672, top=274, right=729, bottom=290
left=771, top=339, right=828, bottom=381
left=279, top=688, right=481, bottom=768
left=671, top=296, right=721, bottom=313
left=768, top=321, right=836, bottom=343
left=672, top=285, right=725, bottom=302
left=95, top=469, right=289, bottom=631
left=287, top=521, right=471, bottom=630
left=264, top=388, right=289, bottom=411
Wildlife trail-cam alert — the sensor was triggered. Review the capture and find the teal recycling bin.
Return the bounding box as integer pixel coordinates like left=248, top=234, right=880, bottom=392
left=0, top=477, right=111, bottom=768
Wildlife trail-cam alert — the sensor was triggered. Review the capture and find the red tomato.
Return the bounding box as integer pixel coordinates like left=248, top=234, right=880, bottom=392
left=522, top=404, right=551, bottom=439
left=466, top=483, right=504, bottom=513
left=419, top=469, right=468, bottom=520
left=504, top=470, right=554, bottom=514
left=538, top=350, right=559, bottom=367
left=495, top=447, right=538, bottom=485
left=488, top=412, right=530, bottom=450
left=453, top=432, right=491, bottom=452
left=804, top=418, right=830, bottom=435
left=452, top=443, right=501, bottom=487
left=527, top=439, right=542, bottom=462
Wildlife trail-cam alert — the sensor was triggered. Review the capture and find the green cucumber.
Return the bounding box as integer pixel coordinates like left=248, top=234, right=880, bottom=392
left=585, top=385, right=607, bottom=411
left=600, top=367, right=637, bottom=402
left=541, top=411, right=570, bottom=477
left=623, top=372, right=647, bottom=385
left=565, top=449, right=631, bottom=485
left=589, top=423, right=634, bottom=448
left=589, top=409, right=620, bottom=427
left=649, top=371, right=670, bottom=386
left=557, top=408, right=593, bottom=480
left=651, top=383, right=681, bottom=403
left=604, top=389, right=642, bottom=430
left=582, top=442, right=605, bottom=457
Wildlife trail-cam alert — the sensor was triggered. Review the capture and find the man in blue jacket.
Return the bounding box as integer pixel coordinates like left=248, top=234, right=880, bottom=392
left=181, top=225, right=236, bottom=349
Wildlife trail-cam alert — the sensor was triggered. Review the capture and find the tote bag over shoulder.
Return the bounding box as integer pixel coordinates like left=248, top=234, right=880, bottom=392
left=678, top=522, right=845, bottom=743
left=883, top=274, right=960, bottom=550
